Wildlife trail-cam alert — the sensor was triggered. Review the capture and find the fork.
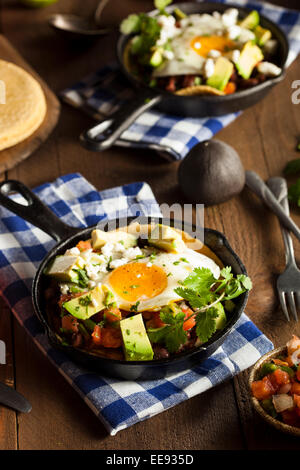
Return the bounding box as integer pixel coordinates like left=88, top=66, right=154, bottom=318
left=267, top=177, right=300, bottom=321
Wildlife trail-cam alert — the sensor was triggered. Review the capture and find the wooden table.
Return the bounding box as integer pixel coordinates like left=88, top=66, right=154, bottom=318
left=0, top=0, right=300, bottom=450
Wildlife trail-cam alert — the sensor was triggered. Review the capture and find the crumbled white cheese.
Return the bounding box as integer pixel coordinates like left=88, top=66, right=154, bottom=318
left=257, top=61, right=282, bottom=77
left=222, top=8, right=239, bottom=28
left=156, top=14, right=180, bottom=46
left=204, top=58, right=215, bottom=78
left=163, top=49, right=174, bottom=61
left=91, top=298, right=99, bottom=308
left=125, top=246, right=143, bottom=260
left=227, top=25, right=241, bottom=40
left=60, top=284, right=69, bottom=295
left=146, top=262, right=153, bottom=268
left=237, top=28, right=256, bottom=44
left=88, top=280, right=96, bottom=289
left=212, top=11, right=221, bottom=20
left=109, top=258, right=128, bottom=269
left=101, top=242, right=114, bottom=258
left=207, top=49, right=221, bottom=59
left=66, top=247, right=80, bottom=256
left=225, top=48, right=240, bottom=64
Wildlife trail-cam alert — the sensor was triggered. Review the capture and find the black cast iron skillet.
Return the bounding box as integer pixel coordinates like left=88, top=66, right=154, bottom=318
left=0, top=180, right=249, bottom=380
left=80, top=1, right=289, bottom=152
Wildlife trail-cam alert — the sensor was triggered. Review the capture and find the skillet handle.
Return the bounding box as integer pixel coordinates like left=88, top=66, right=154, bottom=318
left=0, top=180, right=81, bottom=242
left=80, top=90, right=162, bottom=152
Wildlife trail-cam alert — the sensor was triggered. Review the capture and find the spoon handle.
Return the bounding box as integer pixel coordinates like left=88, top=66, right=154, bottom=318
left=245, top=170, right=300, bottom=242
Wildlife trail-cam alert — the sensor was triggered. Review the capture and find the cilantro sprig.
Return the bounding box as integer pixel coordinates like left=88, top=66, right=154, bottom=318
left=147, top=305, right=187, bottom=353
left=147, top=267, right=252, bottom=354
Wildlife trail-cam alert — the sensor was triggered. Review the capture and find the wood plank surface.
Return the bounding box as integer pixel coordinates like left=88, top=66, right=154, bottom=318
left=0, top=0, right=300, bottom=450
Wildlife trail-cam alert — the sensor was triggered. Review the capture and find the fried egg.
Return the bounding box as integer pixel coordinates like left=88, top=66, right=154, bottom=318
left=101, top=249, right=220, bottom=312
left=153, top=13, right=235, bottom=78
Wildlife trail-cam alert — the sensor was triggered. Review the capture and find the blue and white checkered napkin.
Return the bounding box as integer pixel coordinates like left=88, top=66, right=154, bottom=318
left=61, top=0, right=300, bottom=161
left=0, top=173, right=273, bottom=435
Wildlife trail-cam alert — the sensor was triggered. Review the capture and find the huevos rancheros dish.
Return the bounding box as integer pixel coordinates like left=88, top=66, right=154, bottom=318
left=44, top=223, right=252, bottom=362
left=121, top=0, right=282, bottom=96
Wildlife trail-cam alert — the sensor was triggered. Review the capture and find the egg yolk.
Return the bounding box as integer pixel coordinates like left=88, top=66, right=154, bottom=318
left=108, top=262, right=168, bottom=304
left=190, top=35, right=235, bottom=57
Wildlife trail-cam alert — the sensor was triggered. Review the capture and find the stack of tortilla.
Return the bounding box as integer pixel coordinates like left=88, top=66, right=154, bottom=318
left=0, top=59, right=47, bottom=151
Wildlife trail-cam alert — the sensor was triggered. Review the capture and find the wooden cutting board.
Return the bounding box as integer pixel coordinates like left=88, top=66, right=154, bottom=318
left=0, top=34, right=60, bottom=173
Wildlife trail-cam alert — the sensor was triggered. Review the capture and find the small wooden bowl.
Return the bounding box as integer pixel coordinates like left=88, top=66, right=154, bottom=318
left=249, top=346, right=300, bottom=437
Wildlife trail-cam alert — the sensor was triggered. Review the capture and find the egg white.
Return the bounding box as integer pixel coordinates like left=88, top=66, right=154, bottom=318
left=101, top=249, right=220, bottom=312
left=153, top=13, right=225, bottom=78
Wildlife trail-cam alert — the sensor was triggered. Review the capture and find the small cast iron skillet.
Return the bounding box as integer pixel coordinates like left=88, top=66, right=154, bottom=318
left=80, top=1, right=289, bottom=152
left=0, top=180, right=249, bottom=380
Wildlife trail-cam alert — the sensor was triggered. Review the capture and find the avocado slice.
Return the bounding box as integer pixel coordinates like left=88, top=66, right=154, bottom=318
left=120, top=314, right=154, bottom=361
left=214, top=303, right=227, bottom=330
left=236, top=41, right=263, bottom=79
left=91, top=229, right=137, bottom=250
left=254, top=25, right=272, bottom=46
left=63, top=285, right=107, bottom=320
left=148, top=224, right=186, bottom=253
left=239, top=10, right=260, bottom=30
left=206, top=57, right=234, bottom=91
left=45, top=255, right=79, bottom=282
left=149, top=49, right=163, bottom=68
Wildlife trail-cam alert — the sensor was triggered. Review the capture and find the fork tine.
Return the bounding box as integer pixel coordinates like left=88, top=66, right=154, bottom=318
left=287, top=292, right=298, bottom=321
left=279, top=291, right=290, bottom=321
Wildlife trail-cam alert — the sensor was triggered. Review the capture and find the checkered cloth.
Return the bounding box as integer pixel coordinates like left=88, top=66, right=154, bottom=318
left=61, top=0, right=300, bottom=161
left=0, top=174, right=273, bottom=435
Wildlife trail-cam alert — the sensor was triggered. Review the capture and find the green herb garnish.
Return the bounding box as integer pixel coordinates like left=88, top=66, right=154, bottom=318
left=130, top=301, right=140, bottom=312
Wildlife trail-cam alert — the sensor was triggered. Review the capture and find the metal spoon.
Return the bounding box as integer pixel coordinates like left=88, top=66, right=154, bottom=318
left=48, top=0, right=111, bottom=39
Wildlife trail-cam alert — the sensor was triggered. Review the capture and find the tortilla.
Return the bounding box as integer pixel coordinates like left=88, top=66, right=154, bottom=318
left=0, top=60, right=47, bottom=151
left=175, top=85, right=225, bottom=96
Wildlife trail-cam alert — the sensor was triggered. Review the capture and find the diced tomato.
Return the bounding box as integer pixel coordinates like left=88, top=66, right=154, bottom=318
left=104, top=306, right=122, bottom=323
left=224, top=82, right=236, bottom=95
left=61, top=315, right=79, bottom=333
left=142, top=311, right=153, bottom=321
left=294, top=394, right=300, bottom=408
left=291, top=382, right=300, bottom=395
left=281, top=409, right=300, bottom=427
left=251, top=376, right=277, bottom=400
left=269, top=368, right=290, bottom=387
left=182, top=306, right=196, bottom=331
left=100, top=327, right=122, bottom=348
left=91, top=325, right=102, bottom=346
left=153, top=312, right=165, bottom=328
left=76, top=240, right=92, bottom=252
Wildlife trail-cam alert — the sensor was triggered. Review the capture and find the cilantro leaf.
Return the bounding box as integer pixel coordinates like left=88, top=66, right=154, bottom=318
left=195, top=307, right=219, bottom=343
left=181, top=267, right=216, bottom=292
left=147, top=306, right=187, bottom=353
left=174, top=286, right=213, bottom=309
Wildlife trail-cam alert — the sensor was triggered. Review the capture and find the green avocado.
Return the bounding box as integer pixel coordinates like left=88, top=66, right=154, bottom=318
left=120, top=314, right=154, bottom=361
left=91, top=229, right=137, bottom=250
left=236, top=41, right=264, bottom=79
left=45, top=255, right=79, bottom=282
left=214, top=302, right=227, bottom=330
left=254, top=25, right=272, bottom=46
left=206, top=57, right=234, bottom=91
left=239, top=10, right=260, bottom=30
left=148, top=224, right=186, bottom=253
left=149, top=49, right=163, bottom=68
left=63, top=285, right=107, bottom=320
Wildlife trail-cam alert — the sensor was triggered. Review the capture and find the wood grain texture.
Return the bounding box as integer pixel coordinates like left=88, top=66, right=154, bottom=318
left=0, top=35, right=60, bottom=173
left=1, top=0, right=300, bottom=450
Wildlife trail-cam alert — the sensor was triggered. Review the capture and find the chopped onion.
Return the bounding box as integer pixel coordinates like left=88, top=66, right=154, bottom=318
left=272, top=394, right=294, bottom=413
